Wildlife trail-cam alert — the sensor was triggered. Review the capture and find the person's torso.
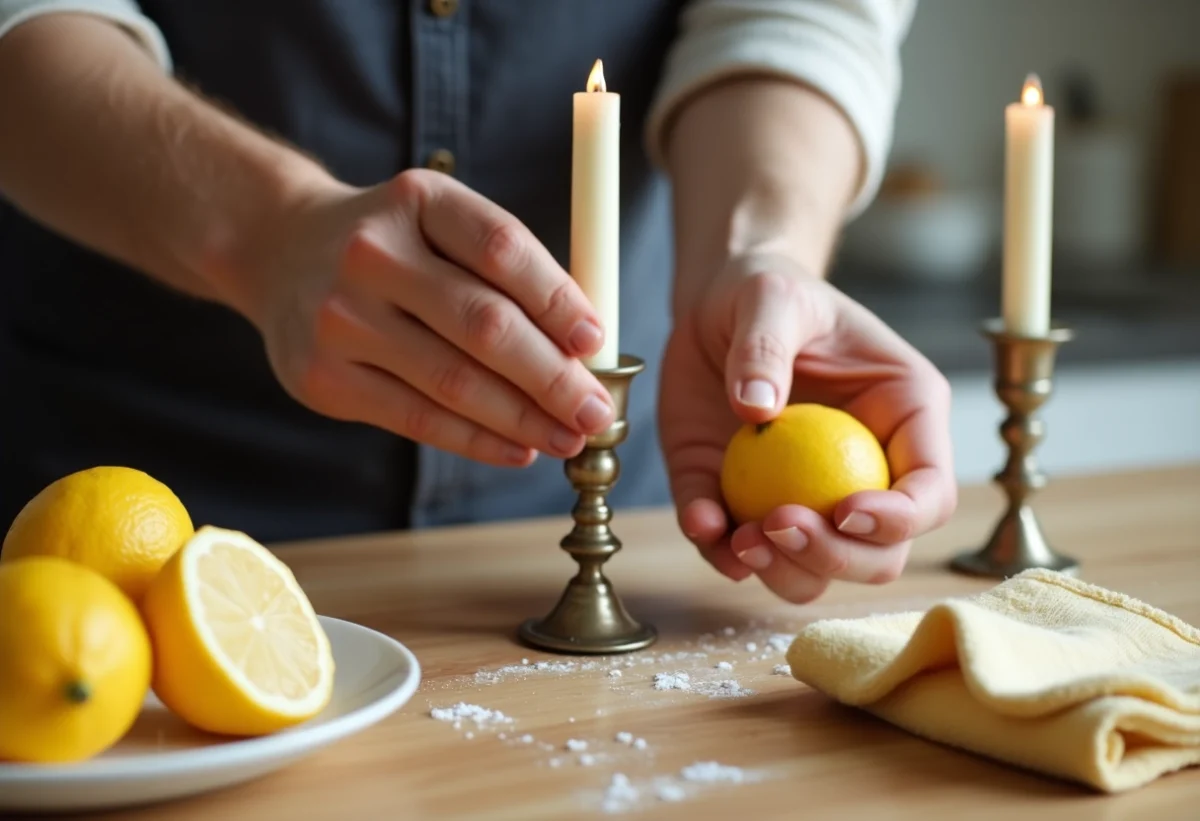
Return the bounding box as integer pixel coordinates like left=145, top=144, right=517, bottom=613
left=0, top=0, right=680, bottom=537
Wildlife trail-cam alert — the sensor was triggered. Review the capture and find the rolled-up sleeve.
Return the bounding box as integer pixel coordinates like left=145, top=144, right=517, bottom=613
left=0, top=0, right=171, bottom=70
left=646, top=0, right=917, bottom=218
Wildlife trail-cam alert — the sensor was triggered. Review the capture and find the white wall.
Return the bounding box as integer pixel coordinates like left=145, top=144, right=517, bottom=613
left=893, top=0, right=1200, bottom=192
left=948, top=359, right=1200, bottom=483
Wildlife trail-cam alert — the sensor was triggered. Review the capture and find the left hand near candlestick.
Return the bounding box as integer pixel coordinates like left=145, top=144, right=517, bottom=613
left=519, top=354, right=657, bottom=654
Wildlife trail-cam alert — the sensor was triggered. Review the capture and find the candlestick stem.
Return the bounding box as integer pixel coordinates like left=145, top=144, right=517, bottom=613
left=950, top=319, right=1078, bottom=578
left=519, top=354, right=657, bottom=654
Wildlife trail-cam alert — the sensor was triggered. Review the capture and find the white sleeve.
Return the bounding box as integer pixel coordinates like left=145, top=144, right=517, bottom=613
left=0, top=0, right=171, bottom=71
left=646, top=0, right=917, bottom=218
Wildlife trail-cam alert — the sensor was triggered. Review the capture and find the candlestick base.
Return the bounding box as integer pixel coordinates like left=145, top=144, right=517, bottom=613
left=518, top=354, right=658, bottom=655
left=949, top=319, right=1079, bottom=579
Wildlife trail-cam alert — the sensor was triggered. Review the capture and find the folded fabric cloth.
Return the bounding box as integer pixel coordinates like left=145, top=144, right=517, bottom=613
left=786, top=568, right=1200, bottom=793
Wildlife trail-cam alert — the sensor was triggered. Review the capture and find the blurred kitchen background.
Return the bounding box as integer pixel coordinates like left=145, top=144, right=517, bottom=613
left=831, top=0, right=1200, bottom=483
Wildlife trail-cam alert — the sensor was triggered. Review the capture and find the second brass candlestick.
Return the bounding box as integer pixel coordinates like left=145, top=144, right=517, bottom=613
left=519, top=354, right=657, bottom=654
left=951, top=318, right=1078, bottom=578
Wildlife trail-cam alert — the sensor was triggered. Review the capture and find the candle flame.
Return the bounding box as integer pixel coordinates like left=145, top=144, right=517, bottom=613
left=1021, top=73, right=1043, bottom=106
left=586, top=59, right=607, bottom=93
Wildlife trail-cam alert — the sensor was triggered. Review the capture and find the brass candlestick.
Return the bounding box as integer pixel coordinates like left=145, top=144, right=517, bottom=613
left=950, top=318, right=1079, bottom=579
left=519, top=353, right=658, bottom=654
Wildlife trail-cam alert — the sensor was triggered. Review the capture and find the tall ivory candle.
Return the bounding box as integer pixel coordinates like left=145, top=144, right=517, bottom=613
left=571, top=59, right=620, bottom=369
left=1003, top=73, right=1055, bottom=337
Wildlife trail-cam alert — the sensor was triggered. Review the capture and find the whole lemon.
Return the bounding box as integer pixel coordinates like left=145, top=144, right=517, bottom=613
left=720, top=403, right=890, bottom=524
left=0, top=556, right=152, bottom=763
left=2, top=466, right=193, bottom=603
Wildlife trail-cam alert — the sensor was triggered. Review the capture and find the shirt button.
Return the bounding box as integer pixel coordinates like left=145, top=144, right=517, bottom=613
left=429, top=0, right=458, bottom=18
left=425, top=148, right=456, bottom=176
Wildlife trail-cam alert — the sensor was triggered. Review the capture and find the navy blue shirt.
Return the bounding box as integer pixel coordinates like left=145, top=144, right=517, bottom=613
left=0, top=1, right=684, bottom=540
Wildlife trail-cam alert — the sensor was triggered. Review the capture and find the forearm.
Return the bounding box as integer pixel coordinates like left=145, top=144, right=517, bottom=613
left=664, top=78, right=861, bottom=312
left=0, top=14, right=334, bottom=319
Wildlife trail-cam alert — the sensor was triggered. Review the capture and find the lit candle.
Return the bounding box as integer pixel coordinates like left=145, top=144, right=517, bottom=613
left=1003, top=73, right=1055, bottom=337
left=570, top=58, right=620, bottom=370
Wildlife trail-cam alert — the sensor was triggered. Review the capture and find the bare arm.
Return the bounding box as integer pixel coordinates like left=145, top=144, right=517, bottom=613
left=664, top=77, right=861, bottom=312
left=0, top=13, right=334, bottom=320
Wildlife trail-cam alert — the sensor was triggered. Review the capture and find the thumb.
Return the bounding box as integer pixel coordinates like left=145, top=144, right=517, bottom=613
left=724, top=271, right=811, bottom=424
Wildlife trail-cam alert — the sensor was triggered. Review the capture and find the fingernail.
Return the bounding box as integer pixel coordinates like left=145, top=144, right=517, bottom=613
left=737, top=379, right=777, bottom=409
left=568, top=320, right=603, bottom=355
left=837, top=511, right=877, bottom=536
left=549, top=426, right=583, bottom=456
left=506, top=444, right=535, bottom=465
left=575, top=394, right=613, bottom=432
left=737, top=546, right=773, bottom=570
left=765, top=527, right=808, bottom=552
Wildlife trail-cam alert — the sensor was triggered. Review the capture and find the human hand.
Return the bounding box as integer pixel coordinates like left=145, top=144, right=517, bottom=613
left=229, top=170, right=616, bottom=466
left=659, top=252, right=957, bottom=602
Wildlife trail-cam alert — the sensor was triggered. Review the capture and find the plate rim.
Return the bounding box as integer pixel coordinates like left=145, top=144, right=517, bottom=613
left=0, top=615, right=421, bottom=784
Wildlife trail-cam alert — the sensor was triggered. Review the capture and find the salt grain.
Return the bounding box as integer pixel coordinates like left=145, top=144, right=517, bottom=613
left=579, top=753, right=597, bottom=766
left=566, top=739, right=588, bottom=752
left=656, top=783, right=686, bottom=802
left=615, top=731, right=633, bottom=744
left=653, top=671, right=692, bottom=691
left=465, top=732, right=474, bottom=739
left=633, top=738, right=647, bottom=750
left=715, top=661, right=734, bottom=671
left=721, top=626, right=736, bottom=637
left=568, top=716, right=576, bottom=723
left=520, top=734, right=534, bottom=744
left=609, top=670, right=623, bottom=678
left=767, top=634, right=795, bottom=653
left=773, top=664, right=792, bottom=676
left=744, top=642, right=758, bottom=652
left=522, top=658, right=530, bottom=664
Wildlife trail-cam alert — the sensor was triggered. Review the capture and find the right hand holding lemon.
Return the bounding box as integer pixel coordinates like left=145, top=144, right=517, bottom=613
left=660, top=252, right=957, bottom=603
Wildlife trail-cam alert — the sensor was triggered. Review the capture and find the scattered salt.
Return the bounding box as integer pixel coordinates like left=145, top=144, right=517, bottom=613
left=681, top=761, right=747, bottom=784
left=520, top=734, right=534, bottom=744
left=579, top=753, right=597, bottom=766
left=656, top=783, right=687, bottom=802
left=522, top=658, right=530, bottom=664
left=744, top=642, right=758, bottom=652
left=633, top=738, right=647, bottom=750
left=430, top=703, right=512, bottom=728
left=721, top=627, right=736, bottom=637
left=615, top=731, right=633, bottom=744
left=566, top=739, right=588, bottom=752
left=499, top=732, right=507, bottom=739
left=601, top=773, right=639, bottom=814
left=766, top=634, right=795, bottom=653
left=773, top=664, right=792, bottom=676
left=465, top=732, right=474, bottom=740
left=609, top=670, right=623, bottom=678
left=550, top=758, right=563, bottom=768
left=715, top=661, right=733, bottom=671
left=653, top=671, right=692, bottom=691
left=695, top=679, right=753, bottom=698
left=568, top=716, right=576, bottom=723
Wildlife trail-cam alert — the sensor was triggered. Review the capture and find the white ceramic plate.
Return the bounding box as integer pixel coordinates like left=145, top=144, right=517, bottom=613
left=0, top=616, right=421, bottom=813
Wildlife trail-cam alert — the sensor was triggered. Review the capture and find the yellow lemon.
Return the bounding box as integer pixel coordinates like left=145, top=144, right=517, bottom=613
left=0, top=556, right=152, bottom=763
left=142, top=526, right=335, bottom=737
left=720, top=403, right=890, bottom=524
left=2, top=466, right=194, bottom=604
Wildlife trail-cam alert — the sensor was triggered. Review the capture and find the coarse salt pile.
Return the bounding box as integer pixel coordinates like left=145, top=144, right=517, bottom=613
left=681, top=761, right=748, bottom=784
left=773, top=664, right=792, bottom=676
left=653, top=671, right=691, bottom=691
left=429, top=703, right=513, bottom=729
left=601, top=773, right=639, bottom=813
left=694, top=679, right=753, bottom=698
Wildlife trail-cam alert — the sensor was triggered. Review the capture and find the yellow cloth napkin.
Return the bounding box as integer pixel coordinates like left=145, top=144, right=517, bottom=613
left=786, top=569, right=1200, bottom=792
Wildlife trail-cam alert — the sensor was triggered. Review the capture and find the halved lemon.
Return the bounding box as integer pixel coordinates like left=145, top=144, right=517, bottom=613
left=141, top=525, right=335, bottom=736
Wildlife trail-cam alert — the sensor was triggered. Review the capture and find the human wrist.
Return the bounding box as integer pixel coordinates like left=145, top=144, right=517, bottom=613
left=195, top=148, right=348, bottom=328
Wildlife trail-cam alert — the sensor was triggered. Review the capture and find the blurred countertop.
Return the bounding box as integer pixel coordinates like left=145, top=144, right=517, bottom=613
left=834, top=264, right=1200, bottom=375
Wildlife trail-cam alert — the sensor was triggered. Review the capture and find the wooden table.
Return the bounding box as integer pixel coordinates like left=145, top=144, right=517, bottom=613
left=99, top=465, right=1200, bottom=820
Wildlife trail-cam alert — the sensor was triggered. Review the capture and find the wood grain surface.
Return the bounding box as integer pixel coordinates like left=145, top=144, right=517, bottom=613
left=93, top=464, right=1200, bottom=821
